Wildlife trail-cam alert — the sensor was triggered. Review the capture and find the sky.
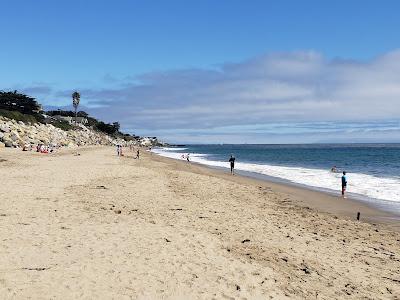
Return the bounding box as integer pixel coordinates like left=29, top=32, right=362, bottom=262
left=1, top=0, right=400, bottom=143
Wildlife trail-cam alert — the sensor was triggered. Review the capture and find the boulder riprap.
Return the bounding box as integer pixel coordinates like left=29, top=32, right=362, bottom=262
left=0, top=116, right=132, bottom=148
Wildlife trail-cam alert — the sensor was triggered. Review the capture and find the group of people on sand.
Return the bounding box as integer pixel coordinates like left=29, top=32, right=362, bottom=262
left=21, top=143, right=55, bottom=154
left=117, top=144, right=140, bottom=159
left=37, top=144, right=53, bottom=154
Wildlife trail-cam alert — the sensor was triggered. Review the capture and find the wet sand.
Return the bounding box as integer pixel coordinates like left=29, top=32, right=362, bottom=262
left=152, top=153, right=400, bottom=231
left=0, top=146, right=399, bottom=299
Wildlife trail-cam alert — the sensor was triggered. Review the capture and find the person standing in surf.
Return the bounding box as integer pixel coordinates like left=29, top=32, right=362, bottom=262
left=229, top=154, right=235, bottom=175
left=341, top=171, right=347, bottom=198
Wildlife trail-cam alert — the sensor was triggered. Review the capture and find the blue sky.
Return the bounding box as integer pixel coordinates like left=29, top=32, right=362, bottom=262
left=1, top=0, right=400, bottom=143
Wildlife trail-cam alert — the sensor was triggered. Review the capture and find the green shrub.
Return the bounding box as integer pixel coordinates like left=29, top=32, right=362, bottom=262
left=51, top=119, right=73, bottom=131
left=46, top=110, right=88, bottom=117
left=95, top=121, right=120, bottom=135
left=0, top=109, right=39, bottom=123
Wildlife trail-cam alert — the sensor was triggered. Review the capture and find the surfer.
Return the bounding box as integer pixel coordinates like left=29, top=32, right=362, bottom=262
left=331, top=166, right=339, bottom=173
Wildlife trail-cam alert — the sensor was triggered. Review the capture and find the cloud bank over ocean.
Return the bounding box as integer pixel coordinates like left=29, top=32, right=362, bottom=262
left=18, top=50, right=400, bottom=143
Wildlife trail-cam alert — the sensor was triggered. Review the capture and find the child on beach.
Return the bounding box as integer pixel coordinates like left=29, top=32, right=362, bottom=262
left=341, top=171, right=347, bottom=198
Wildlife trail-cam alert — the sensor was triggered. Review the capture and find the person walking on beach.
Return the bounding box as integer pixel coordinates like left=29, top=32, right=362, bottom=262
left=186, top=153, right=190, bottom=162
left=116, top=144, right=120, bottom=156
left=136, top=149, right=140, bottom=159
left=229, top=154, right=235, bottom=175
left=341, top=171, right=347, bottom=198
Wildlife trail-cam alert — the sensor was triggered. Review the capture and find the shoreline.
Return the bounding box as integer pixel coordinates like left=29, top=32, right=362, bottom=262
left=151, top=145, right=400, bottom=217
left=150, top=151, right=400, bottom=231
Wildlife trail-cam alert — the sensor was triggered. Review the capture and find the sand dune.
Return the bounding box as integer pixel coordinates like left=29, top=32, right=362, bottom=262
left=0, top=146, right=399, bottom=299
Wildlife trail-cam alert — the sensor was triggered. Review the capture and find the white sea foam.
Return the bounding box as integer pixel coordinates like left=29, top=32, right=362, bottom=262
left=159, top=147, right=188, bottom=151
left=152, top=147, right=400, bottom=205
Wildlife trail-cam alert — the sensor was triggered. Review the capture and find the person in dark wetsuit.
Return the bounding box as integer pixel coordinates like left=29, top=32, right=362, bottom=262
left=229, top=154, right=235, bottom=175
left=341, top=171, right=347, bottom=197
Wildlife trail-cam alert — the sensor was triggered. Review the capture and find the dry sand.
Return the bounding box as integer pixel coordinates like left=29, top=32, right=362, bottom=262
left=0, top=146, right=399, bottom=299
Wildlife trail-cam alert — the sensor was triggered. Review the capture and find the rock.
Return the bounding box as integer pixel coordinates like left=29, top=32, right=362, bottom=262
left=4, top=140, right=12, bottom=147
left=0, top=117, right=156, bottom=149
left=0, top=125, right=10, bottom=133
left=301, top=266, right=311, bottom=274
left=10, top=133, right=19, bottom=141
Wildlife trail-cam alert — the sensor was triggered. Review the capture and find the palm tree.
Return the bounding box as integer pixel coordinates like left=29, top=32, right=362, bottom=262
left=72, top=91, right=80, bottom=126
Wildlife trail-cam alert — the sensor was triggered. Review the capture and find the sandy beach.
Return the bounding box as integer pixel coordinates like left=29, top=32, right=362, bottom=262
left=1, top=146, right=399, bottom=299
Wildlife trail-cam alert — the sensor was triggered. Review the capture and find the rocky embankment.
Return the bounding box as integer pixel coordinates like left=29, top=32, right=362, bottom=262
left=0, top=116, right=157, bottom=148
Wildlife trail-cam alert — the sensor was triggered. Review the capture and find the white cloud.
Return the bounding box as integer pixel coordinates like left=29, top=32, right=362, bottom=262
left=21, top=50, right=400, bottom=142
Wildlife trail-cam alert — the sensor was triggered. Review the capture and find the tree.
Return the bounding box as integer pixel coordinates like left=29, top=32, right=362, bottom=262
left=112, top=122, right=120, bottom=132
left=95, top=121, right=120, bottom=135
left=0, top=90, right=42, bottom=115
left=72, top=91, right=80, bottom=126
left=0, top=90, right=43, bottom=122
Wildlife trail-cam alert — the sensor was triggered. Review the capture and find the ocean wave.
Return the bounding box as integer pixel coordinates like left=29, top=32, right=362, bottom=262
left=158, top=147, right=188, bottom=151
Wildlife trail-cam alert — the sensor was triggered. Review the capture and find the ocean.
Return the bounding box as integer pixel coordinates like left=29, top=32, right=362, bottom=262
left=152, top=144, right=400, bottom=215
